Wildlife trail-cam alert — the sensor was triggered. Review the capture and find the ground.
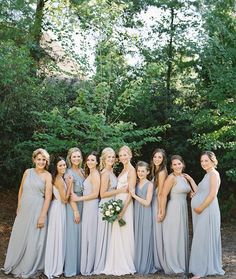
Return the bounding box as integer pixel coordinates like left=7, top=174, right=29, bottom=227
left=0, top=189, right=235, bottom=279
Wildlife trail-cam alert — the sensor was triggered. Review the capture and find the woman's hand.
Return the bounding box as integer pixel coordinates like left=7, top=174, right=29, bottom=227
left=37, top=215, right=45, bottom=228
left=157, top=211, right=165, bottom=222
left=70, top=192, right=80, bottom=202
left=119, top=185, right=128, bottom=193
left=194, top=207, right=203, bottom=214
left=73, top=210, right=80, bottom=224
left=16, top=206, right=20, bottom=215
left=183, top=173, right=193, bottom=183
left=129, top=188, right=135, bottom=197
left=190, top=191, right=196, bottom=198
left=66, top=174, right=73, bottom=185
left=118, top=210, right=124, bottom=220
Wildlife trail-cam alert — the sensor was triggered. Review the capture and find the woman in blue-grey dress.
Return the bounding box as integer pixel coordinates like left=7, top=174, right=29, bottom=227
left=158, top=155, right=197, bottom=275
left=71, top=151, right=100, bottom=275
left=3, top=148, right=52, bottom=278
left=93, top=147, right=128, bottom=274
left=130, top=161, right=155, bottom=274
left=186, top=151, right=225, bottom=279
left=64, top=147, right=84, bottom=277
left=150, top=148, right=168, bottom=272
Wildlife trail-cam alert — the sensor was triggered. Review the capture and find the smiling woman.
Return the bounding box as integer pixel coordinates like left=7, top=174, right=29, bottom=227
left=3, top=148, right=52, bottom=278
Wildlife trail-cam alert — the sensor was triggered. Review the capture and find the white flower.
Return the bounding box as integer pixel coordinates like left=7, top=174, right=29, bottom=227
left=105, top=210, right=111, bottom=216
left=108, top=205, right=113, bottom=209
left=116, top=206, right=120, bottom=212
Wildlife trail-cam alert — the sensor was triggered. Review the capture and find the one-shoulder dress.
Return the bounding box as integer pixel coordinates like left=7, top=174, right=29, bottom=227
left=3, top=168, right=48, bottom=278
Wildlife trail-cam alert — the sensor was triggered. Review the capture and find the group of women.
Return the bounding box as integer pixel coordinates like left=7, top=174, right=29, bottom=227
left=3, top=146, right=225, bottom=279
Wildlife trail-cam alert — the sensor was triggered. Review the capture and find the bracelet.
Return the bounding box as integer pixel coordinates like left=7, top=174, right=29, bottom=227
left=73, top=210, right=79, bottom=213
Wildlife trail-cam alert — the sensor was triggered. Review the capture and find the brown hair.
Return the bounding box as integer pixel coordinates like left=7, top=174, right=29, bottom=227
left=136, top=161, right=150, bottom=172
left=84, top=151, right=100, bottom=177
left=170, top=154, right=185, bottom=171
left=150, top=148, right=167, bottom=187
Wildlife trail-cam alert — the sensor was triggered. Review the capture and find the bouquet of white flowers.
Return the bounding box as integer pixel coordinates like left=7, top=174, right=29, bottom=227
left=99, top=199, right=126, bottom=226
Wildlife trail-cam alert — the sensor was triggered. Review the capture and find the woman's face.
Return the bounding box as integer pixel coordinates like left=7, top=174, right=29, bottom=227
left=137, top=166, right=149, bottom=180
left=153, top=152, right=164, bottom=167
left=70, top=151, right=82, bottom=167
left=200, top=154, right=214, bottom=171
left=57, top=160, right=67, bottom=175
left=34, top=154, right=47, bottom=170
left=105, top=152, right=116, bottom=168
left=171, top=159, right=184, bottom=174
left=86, top=154, right=97, bottom=169
left=119, top=150, right=131, bottom=165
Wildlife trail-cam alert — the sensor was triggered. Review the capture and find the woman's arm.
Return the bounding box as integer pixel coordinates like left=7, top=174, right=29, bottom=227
left=194, top=171, right=219, bottom=214
left=158, top=174, right=175, bottom=222
left=71, top=171, right=100, bottom=202
left=118, top=167, right=136, bottom=219
left=157, top=170, right=168, bottom=213
left=183, top=173, right=198, bottom=193
left=55, top=176, right=73, bottom=204
left=131, top=182, right=153, bottom=207
left=100, top=171, right=127, bottom=198
left=37, top=172, right=52, bottom=229
left=16, top=169, right=29, bottom=214
left=69, top=201, right=80, bottom=223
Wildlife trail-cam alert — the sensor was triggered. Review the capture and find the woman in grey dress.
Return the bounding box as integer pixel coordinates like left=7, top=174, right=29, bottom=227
left=3, top=148, right=52, bottom=278
left=150, top=148, right=168, bottom=271
left=64, top=147, right=84, bottom=277
left=130, top=161, right=155, bottom=274
left=71, top=151, right=100, bottom=275
left=93, top=147, right=127, bottom=274
left=187, top=151, right=225, bottom=279
left=159, top=155, right=197, bottom=275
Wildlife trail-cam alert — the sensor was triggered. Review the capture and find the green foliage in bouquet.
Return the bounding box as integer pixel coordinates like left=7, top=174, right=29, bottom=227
left=99, top=199, right=126, bottom=227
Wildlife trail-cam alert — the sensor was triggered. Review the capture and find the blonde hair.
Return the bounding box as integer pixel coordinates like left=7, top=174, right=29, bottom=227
left=118, top=145, right=132, bottom=157
left=66, top=147, right=83, bottom=168
left=201, top=151, right=218, bottom=167
left=99, top=147, right=116, bottom=170
left=32, top=148, right=50, bottom=170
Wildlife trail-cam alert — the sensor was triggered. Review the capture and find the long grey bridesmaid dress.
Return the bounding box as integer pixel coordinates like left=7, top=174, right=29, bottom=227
left=134, top=181, right=156, bottom=274
left=93, top=172, right=117, bottom=274
left=64, top=168, right=84, bottom=277
left=3, top=168, right=47, bottom=278
left=80, top=177, right=99, bottom=275
left=162, top=175, right=191, bottom=274
left=189, top=170, right=225, bottom=277
left=152, top=185, right=165, bottom=271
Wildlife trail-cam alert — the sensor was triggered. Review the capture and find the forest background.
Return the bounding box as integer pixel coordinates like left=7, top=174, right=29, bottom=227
left=0, top=0, right=235, bottom=220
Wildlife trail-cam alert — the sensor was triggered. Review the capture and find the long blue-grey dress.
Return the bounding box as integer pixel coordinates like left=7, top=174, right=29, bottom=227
left=3, top=168, right=48, bottom=278
left=64, top=168, right=84, bottom=277
left=152, top=183, right=165, bottom=271
left=134, top=181, right=156, bottom=274
left=80, top=177, right=99, bottom=275
left=162, top=175, right=191, bottom=274
left=189, top=170, right=225, bottom=277
left=93, top=172, right=117, bottom=274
